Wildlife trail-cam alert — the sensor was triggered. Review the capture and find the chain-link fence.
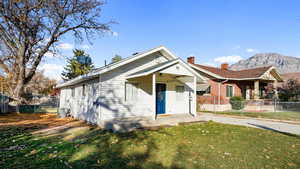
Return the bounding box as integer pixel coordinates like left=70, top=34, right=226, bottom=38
left=0, top=95, right=59, bottom=114
left=18, top=96, right=59, bottom=113
left=275, top=102, right=300, bottom=112
left=0, top=94, right=13, bottom=114
left=198, top=96, right=300, bottom=121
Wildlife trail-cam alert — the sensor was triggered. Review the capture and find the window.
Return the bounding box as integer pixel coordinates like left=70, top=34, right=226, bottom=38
left=125, top=82, right=139, bottom=101
left=82, top=84, right=86, bottom=97
left=226, top=85, right=234, bottom=97
left=71, top=88, right=75, bottom=97
left=176, top=86, right=185, bottom=101
left=91, top=82, right=99, bottom=95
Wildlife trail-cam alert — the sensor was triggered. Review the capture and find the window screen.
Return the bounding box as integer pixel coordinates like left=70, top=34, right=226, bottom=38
left=125, top=82, right=139, bottom=101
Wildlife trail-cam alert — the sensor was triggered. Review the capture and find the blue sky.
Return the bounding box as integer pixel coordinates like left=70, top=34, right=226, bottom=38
left=41, top=0, right=300, bottom=80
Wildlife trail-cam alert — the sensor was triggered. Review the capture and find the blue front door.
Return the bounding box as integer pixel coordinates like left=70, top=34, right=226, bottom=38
left=156, top=83, right=166, bottom=114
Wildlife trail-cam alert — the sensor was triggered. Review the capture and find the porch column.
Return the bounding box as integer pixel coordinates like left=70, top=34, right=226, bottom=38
left=246, top=86, right=250, bottom=100
left=152, top=73, right=156, bottom=120
left=193, top=76, right=197, bottom=117
left=273, top=80, right=278, bottom=99
left=254, top=80, right=260, bottom=100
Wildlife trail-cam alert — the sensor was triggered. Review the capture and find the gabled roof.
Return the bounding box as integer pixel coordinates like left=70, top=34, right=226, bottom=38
left=127, top=59, right=178, bottom=79
left=91, top=45, right=177, bottom=75
left=190, top=63, right=283, bottom=81
left=56, top=46, right=205, bottom=88
left=126, top=58, right=204, bottom=80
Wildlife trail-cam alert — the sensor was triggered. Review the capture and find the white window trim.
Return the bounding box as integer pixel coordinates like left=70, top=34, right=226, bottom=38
left=125, top=82, right=139, bottom=102
left=176, top=85, right=185, bottom=102
left=226, top=85, right=235, bottom=98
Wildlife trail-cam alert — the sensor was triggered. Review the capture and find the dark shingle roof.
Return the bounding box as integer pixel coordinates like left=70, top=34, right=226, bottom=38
left=193, top=64, right=272, bottom=79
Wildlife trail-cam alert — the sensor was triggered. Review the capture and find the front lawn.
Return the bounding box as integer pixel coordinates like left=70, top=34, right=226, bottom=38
left=0, top=113, right=299, bottom=169
left=210, top=111, right=300, bottom=121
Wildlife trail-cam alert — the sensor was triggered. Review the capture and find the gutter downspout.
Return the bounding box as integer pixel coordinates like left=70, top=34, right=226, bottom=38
left=218, top=79, right=228, bottom=105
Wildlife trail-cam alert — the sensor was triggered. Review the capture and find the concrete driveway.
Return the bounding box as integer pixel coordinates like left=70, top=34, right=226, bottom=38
left=199, top=113, right=300, bottom=135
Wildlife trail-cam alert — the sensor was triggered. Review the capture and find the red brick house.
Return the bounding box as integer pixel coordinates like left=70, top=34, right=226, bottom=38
left=187, top=57, right=283, bottom=111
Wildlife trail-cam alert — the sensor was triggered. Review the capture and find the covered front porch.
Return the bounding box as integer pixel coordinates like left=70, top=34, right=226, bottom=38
left=126, top=59, right=204, bottom=120
left=239, top=79, right=278, bottom=100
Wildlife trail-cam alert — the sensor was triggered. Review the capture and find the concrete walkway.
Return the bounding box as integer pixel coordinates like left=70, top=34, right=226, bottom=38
left=104, top=113, right=300, bottom=135
left=199, top=113, right=300, bottom=135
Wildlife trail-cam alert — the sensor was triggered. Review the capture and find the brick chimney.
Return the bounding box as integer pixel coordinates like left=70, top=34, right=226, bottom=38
left=221, top=63, right=229, bottom=70
left=187, top=56, right=195, bottom=64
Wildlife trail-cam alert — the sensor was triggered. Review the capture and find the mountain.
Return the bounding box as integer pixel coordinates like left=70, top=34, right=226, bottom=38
left=230, top=53, right=300, bottom=74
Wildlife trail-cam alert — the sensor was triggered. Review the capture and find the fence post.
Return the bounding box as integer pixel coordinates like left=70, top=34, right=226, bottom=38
left=274, top=99, right=276, bottom=112
left=56, top=96, right=59, bottom=114
left=213, top=96, right=216, bottom=113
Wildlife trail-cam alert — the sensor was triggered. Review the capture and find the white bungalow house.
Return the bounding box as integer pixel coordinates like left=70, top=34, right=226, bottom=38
left=57, top=46, right=206, bottom=126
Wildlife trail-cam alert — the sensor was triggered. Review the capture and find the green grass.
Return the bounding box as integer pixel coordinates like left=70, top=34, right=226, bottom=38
left=0, top=122, right=299, bottom=169
left=210, top=111, right=300, bottom=121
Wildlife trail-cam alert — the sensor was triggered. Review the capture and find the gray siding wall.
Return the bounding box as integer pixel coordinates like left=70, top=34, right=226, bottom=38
left=60, top=78, right=100, bottom=124
left=99, top=53, right=167, bottom=121
left=60, top=53, right=168, bottom=124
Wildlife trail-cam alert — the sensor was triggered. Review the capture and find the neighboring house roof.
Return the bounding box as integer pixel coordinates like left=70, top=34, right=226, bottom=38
left=190, top=63, right=283, bottom=81
left=56, top=46, right=205, bottom=88
left=281, top=72, right=300, bottom=82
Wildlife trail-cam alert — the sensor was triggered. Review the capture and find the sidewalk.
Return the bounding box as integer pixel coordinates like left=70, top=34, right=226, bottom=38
left=102, top=113, right=300, bottom=134
left=199, top=113, right=300, bottom=135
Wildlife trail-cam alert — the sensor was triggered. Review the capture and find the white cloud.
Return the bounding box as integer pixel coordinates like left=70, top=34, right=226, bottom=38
left=246, top=48, right=256, bottom=53
left=112, top=31, right=118, bottom=37
left=57, top=43, right=74, bottom=50
left=44, top=51, right=63, bottom=58
left=202, top=62, right=217, bottom=67
left=214, top=55, right=243, bottom=64
left=80, top=44, right=90, bottom=50
left=39, top=64, right=64, bottom=80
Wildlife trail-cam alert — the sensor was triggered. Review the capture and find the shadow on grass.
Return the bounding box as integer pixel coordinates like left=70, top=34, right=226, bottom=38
left=0, top=114, right=184, bottom=169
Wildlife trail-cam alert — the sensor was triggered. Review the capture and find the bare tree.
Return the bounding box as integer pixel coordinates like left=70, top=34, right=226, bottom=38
left=24, top=71, right=57, bottom=96
left=0, top=0, right=112, bottom=103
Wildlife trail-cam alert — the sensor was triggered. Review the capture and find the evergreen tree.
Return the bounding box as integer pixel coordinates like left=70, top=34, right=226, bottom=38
left=111, top=54, right=122, bottom=63
left=61, top=49, right=94, bottom=81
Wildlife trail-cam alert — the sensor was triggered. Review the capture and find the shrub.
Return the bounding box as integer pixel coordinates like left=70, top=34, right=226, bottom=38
left=229, top=96, right=245, bottom=110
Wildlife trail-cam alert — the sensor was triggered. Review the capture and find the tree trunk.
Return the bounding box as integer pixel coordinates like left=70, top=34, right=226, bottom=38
left=13, top=81, right=25, bottom=114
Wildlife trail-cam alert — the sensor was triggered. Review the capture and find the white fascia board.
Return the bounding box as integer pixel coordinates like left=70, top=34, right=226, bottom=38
left=95, top=46, right=178, bottom=75
left=177, top=59, right=207, bottom=83
left=259, top=66, right=283, bottom=82
left=56, top=45, right=178, bottom=88
left=56, top=74, right=98, bottom=88
left=127, top=58, right=207, bottom=83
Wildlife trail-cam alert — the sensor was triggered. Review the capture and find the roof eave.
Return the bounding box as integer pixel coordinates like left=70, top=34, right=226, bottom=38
left=188, top=63, right=225, bottom=79
left=56, top=46, right=179, bottom=88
